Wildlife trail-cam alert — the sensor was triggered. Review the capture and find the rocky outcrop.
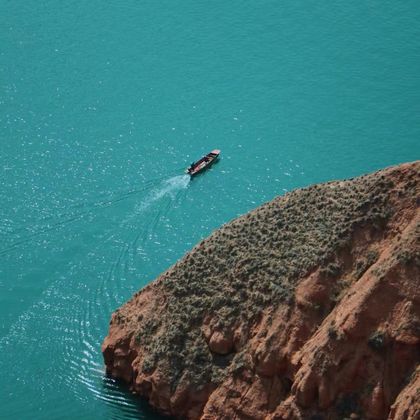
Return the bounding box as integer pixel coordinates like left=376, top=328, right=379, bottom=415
left=102, top=162, right=419, bottom=419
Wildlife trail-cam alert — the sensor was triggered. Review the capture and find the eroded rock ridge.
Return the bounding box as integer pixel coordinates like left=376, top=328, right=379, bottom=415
left=102, top=162, right=419, bottom=419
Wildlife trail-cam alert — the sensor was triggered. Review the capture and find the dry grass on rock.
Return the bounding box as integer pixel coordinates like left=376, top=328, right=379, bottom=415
left=103, top=161, right=419, bottom=420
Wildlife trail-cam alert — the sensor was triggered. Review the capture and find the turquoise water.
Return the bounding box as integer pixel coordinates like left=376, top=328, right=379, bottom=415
left=1, top=1, right=419, bottom=418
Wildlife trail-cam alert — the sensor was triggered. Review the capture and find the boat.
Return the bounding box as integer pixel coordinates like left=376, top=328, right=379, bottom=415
left=186, top=149, right=221, bottom=176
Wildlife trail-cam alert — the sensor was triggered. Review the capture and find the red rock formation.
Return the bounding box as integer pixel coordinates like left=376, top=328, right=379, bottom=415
left=102, top=162, right=419, bottom=419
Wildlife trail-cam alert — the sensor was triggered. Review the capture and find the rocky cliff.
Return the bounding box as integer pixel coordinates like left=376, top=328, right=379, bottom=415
left=102, top=162, right=419, bottom=420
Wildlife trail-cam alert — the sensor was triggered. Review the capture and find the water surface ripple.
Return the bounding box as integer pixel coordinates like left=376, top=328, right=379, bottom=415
left=1, top=0, right=419, bottom=418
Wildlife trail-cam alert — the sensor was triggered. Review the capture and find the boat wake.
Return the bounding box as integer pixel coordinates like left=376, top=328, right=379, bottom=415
left=0, top=173, right=189, bottom=256
left=137, top=174, right=190, bottom=212
left=0, top=173, right=191, bottom=419
left=98, top=174, right=190, bottom=312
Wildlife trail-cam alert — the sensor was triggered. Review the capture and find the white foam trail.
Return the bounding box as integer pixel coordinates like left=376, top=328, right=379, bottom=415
left=137, top=174, right=190, bottom=212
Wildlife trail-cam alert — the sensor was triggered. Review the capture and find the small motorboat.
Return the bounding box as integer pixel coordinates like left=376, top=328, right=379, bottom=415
left=186, top=150, right=221, bottom=176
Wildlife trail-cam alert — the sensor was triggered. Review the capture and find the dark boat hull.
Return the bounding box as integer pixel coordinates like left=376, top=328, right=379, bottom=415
left=187, top=149, right=220, bottom=176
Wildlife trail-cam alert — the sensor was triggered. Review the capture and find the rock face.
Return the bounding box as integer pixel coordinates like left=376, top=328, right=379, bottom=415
left=102, top=162, right=419, bottom=419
